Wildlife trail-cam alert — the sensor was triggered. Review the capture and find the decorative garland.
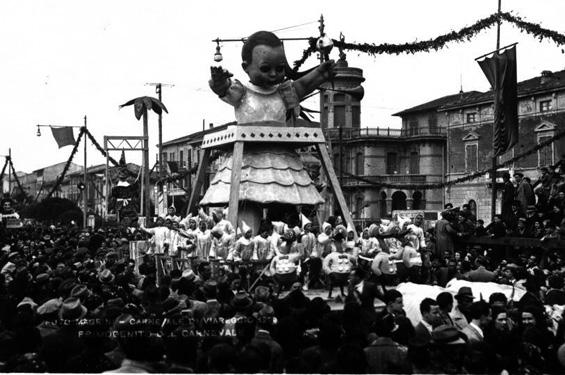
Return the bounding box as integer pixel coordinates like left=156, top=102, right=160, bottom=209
left=157, top=166, right=198, bottom=185
left=45, top=127, right=85, bottom=199
left=8, top=158, right=31, bottom=202
left=292, top=38, right=318, bottom=72
left=0, top=157, right=7, bottom=184
left=85, top=129, right=119, bottom=167
left=501, top=13, right=565, bottom=46
left=343, top=128, right=565, bottom=190
left=289, top=12, right=565, bottom=71
left=334, top=13, right=501, bottom=56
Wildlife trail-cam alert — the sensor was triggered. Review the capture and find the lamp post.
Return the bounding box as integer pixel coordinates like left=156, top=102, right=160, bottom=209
left=37, top=122, right=88, bottom=228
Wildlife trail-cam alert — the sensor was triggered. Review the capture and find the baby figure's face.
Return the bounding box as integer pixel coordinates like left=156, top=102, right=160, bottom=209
left=243, top=44, right=286, bottom=87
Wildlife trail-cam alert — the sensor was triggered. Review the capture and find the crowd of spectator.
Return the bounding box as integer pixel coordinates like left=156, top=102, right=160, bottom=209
left=1, top=162, right=565, bottom=373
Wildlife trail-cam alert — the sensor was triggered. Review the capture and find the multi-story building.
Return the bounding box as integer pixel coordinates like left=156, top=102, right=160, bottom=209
left=13, top=161, right=83, bottom=201
left=399, top=69, right=565, bottom=222
left=321, top=56, right=447, bottom=222
left=441, top=69, right=565, bottom=221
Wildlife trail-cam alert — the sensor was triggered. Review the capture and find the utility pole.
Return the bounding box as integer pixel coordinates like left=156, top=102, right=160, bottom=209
left=83, top=116, right=88, bottom=228
left=491, top=0, right=502, bottom=221
left=7, top=148, right=11, bottom=196
left=146, top=82, right=174, bottom=179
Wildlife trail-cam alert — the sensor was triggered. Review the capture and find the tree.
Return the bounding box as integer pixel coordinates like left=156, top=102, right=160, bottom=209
left=119, top=96, right=167, bottom=222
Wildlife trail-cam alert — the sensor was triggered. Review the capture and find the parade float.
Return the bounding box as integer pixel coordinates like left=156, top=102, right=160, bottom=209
left=187, top=30, right=359, bottom=236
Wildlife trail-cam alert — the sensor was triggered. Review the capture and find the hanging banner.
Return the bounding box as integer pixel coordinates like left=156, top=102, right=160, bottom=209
left=51, top=127, right=76, bottom=148
left=478, top=46, right=519, bottom=156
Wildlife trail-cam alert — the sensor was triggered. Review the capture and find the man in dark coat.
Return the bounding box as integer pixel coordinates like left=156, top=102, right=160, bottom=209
left=501, top=172, right=515, bottom=227
left=434, top=211, right=457, bottom=258
left=515, top=172, right=535, bottom=215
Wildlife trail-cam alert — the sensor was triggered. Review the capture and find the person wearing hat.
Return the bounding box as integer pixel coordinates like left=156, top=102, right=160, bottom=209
left=364, top=313, right=411, bottom=374
left=269, top=230, right=301, bottom=294
left=201, top=207, right=235, bottom=236
left=360, top=226, right=382, bottom=256
left=165, top=206, right=181, bottom=223
left=36, top=298, right=63, bottom=338
left=466, top=256, right=496, bottom=282
left=192, top=218, right=211, bottom=261
left=343, top=223, right=359, bottom=257
left=98, top=268, right=115, bottom=284
left=322, top=228, right=355, bottom=299
left=501, top=171, right=515, bottom=226
left=300, top=215, right=322, bottom=290
left=139, top=217, right=171, bottom=255
left=70, top=284, right=91, bottom=301
left=224, top=291, right=254, bottom=334
left=40, top=297, right=88, bottom=372
left=450, top=286, right=474, bottom=331
left=515, top=172, right=535, bottom=215
left=252, top=220, right=275, bottom=263
left=17, top=296, right=38, bottom=311
left=460, top=300, right=491, bottom=347
left=317, top=221, right=334, bottom=258
left=209, top=226, right=233, bottom=260
left=428, top=325, right=468, bottom=373
left=230, top=220, right=254, bottom=262
left=434, top=210, right=457, bottom=259
left=513, top=216, right=530, bottom=237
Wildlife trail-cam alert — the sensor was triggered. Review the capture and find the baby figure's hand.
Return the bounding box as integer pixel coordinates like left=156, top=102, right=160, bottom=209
left=209, top=66, right=233, bottom=97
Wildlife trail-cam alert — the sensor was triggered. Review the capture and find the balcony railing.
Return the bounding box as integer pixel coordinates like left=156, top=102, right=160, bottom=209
left=324, top=126, right=446, bottom=140
left=339, top=174, right=428, bottom=186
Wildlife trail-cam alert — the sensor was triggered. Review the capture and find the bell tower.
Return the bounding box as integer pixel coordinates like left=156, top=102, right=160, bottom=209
left=321, top=48, right=365, bottom=129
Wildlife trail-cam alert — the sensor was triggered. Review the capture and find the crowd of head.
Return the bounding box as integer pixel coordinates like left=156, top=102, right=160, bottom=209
left=480, top=165, right=565, bottom=240
left=1, top=188, right=565, bottom=373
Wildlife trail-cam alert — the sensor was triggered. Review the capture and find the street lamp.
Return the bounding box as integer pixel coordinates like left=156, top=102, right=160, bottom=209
left=36, top=125, right=41, bottom=137
left=213, top=39, right=223, bottom=62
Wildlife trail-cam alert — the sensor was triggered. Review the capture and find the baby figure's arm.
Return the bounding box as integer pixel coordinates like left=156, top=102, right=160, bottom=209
left=293, top=60, right=335, bottom=100
left=209, top=66, right=245, bottom=105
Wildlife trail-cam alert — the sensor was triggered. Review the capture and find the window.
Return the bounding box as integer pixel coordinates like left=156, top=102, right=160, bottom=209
left=355, top=152, right=364, bottom=175
left=180, top=150, right=185, bottom=168
left=162, top=153, right=167, bottom=162
left=540, top=100, right=552, bottom=112
left=334, top=105, right=345, bottom=127
left=351, top=106, right=360, bottom=127
left=334, top=93, right=346, bottom=102
left=334, top=153, right=341, bottom=175
left=428, top=113, right=438, bottom=132
left=409, top=152, right=419, bottom=174
left=386, top=152, right=398, bottom=174
left=169, top=152, right=175, bottom=162
left=355, top=196, right=364, bottom=219
left=538, top=135, right=554, bottom=166
left=465, top=143, right=478, bottom=172
left=408, top=120, right=418, bottom=135
left=466, top=113, right=477, bottom=123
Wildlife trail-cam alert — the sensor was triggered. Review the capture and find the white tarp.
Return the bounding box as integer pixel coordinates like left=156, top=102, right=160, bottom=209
left=396, top=279, right=527, bottom=326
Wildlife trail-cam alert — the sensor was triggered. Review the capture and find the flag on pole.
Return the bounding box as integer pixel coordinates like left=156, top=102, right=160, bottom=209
left=50, top=126, right=76, bottom=148
left=477, top=46, right=519, bottom=156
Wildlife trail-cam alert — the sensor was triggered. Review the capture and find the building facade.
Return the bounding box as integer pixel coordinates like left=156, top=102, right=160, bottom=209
left=321, top=56, right=446, bottom=223
left=441, top=69, right=565, bottom=222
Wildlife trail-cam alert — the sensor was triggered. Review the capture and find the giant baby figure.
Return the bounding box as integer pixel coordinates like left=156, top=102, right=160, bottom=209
left=202, top=31, right=335, bottom=229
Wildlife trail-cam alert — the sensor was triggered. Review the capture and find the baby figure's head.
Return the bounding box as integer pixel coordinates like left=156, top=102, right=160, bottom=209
left=241, top=31, right=286, bottom=88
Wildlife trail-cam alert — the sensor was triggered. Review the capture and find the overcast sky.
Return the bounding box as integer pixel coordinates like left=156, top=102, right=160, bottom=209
left=2, top=0, right=564, bottom=174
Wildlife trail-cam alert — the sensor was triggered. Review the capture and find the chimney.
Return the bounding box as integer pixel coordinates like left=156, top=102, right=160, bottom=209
left=541, top=70, right=554, bottom=84
left=209, top=123, right=214, bottom=129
